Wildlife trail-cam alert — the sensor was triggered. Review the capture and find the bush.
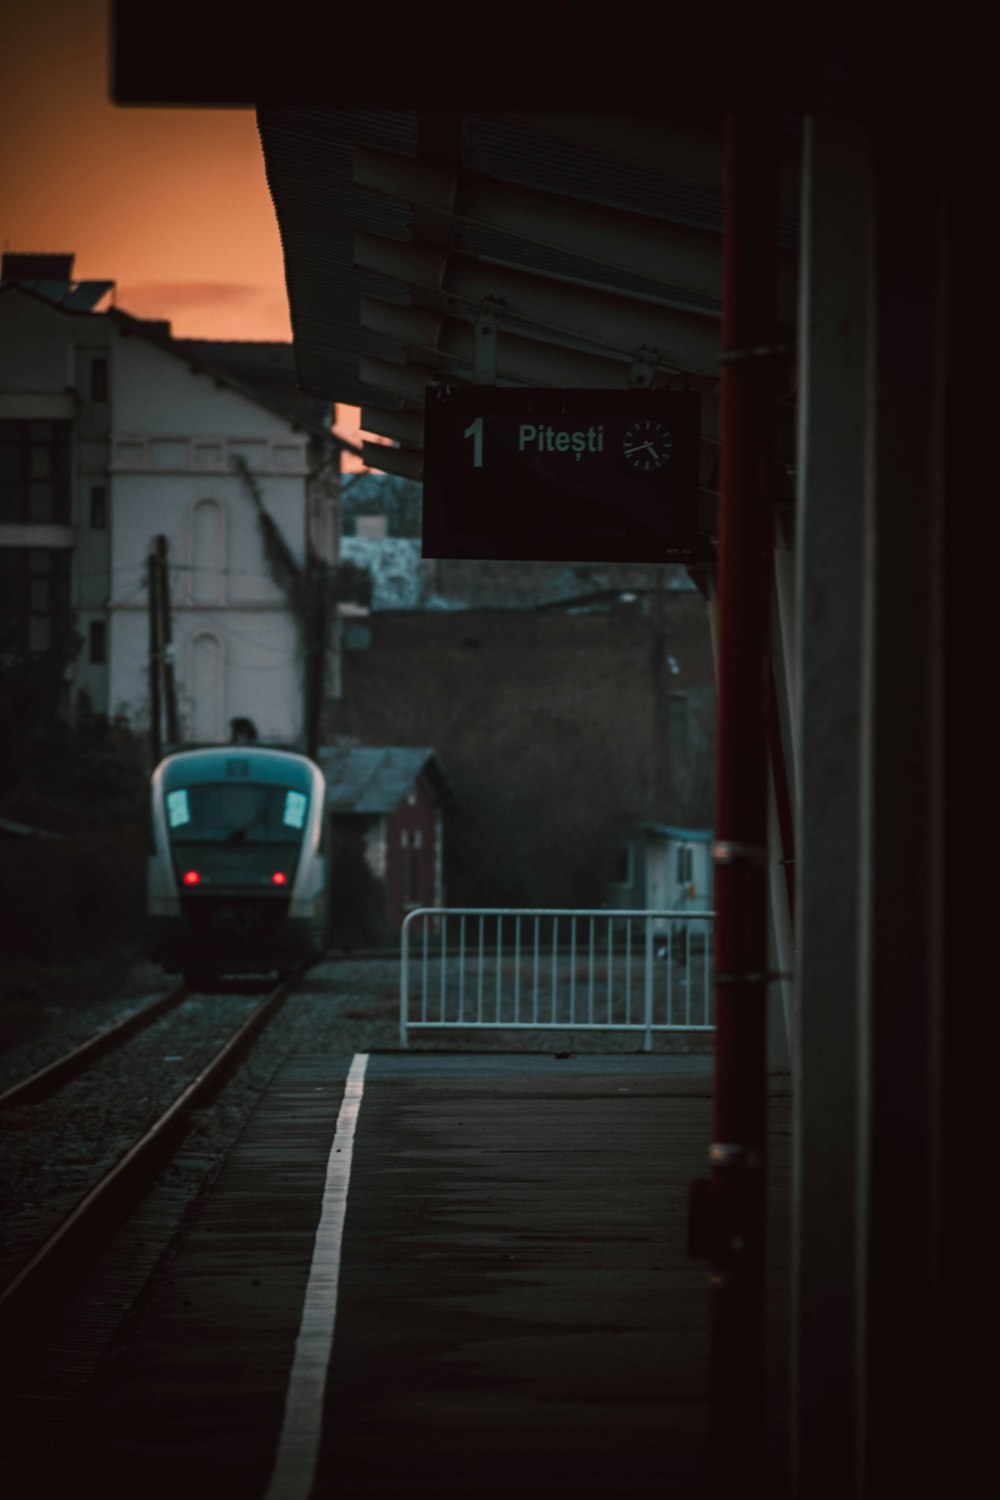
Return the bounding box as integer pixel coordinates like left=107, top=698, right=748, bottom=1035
left=0, top=691, right=149, bottom=969
left=0, top=822, right=146, bottom=963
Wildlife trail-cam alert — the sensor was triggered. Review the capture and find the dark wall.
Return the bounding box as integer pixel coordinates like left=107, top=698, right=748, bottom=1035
left=327, top=816, right=385, bottom=949
left=329, top=596, right=715, bottom=908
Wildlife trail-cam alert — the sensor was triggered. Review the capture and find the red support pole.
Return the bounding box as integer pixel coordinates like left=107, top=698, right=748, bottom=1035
left=706, top=113, right=781, bottom=1492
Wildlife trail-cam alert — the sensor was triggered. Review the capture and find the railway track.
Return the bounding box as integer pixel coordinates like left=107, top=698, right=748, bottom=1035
left=0, top=974, right=297, bottom=1336
left=0, top=984, right=190, bottom=1109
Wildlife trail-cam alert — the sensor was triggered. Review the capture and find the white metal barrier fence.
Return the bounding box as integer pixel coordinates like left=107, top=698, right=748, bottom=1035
left=400, top=907, right=716, bottom=1050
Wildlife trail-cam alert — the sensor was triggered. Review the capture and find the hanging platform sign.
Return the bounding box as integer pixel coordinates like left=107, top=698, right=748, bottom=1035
left=422, top=386, right=701, bottom=562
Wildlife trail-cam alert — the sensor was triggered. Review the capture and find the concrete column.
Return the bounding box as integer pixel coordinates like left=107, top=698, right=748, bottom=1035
left=791, top=113, right=871, bottom=1497
left=856, top=115, right=947, bottom=1497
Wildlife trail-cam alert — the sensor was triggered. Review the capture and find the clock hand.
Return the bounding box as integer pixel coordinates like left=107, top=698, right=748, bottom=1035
left=625, top=441, right=658, bottom=456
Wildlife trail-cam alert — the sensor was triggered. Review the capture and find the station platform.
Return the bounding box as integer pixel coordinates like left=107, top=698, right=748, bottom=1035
left=78, top=1052, right=791, bottom=1498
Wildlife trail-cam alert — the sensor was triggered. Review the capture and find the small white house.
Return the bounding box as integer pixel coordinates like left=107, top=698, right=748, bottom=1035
left=608, top=822, right=714, bottom=920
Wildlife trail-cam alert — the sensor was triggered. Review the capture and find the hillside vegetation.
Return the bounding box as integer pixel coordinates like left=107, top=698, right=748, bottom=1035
left=0, top=667, right=149, bottom=1046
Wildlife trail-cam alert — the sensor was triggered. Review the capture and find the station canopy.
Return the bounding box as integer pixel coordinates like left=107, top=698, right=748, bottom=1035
left=254, top=108, right=802, bottom=555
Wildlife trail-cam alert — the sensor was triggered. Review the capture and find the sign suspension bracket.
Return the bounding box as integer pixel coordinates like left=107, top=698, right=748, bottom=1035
left=473, top=297, right=506, bottom=384
left=628, top=345, right=659, bottom=388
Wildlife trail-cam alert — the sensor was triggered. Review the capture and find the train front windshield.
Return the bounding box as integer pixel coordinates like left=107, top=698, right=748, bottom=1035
left=166, top=784, right=309, bottom=845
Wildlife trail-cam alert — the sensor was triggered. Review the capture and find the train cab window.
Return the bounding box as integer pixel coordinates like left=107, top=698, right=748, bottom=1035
left=167, top=789, right=191, bottom=828
left=283, top=790, right=307, bottom=829
left=166, top=782, right=308, bottom=844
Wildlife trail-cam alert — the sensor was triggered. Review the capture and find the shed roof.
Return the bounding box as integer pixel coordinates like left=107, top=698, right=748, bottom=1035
left=643, top=823, right=714, bottom=843
left=318, top=746, right=450, bottom=815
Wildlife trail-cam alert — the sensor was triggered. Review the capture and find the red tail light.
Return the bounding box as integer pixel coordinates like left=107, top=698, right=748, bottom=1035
left=272, top=872, right=288, bottom=886
left=183, top=870, right=201, bottom=886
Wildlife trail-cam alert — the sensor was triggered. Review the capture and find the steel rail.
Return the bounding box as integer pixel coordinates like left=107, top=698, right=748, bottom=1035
left=0, top=974, right=294, bottom=1334
left=0, top=985, right=190, bottom=1110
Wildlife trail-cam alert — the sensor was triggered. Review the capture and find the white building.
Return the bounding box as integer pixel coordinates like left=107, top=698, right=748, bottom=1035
left=0, top=253, right=345, bottom=748
left=607, top=822, right=714, bottom=922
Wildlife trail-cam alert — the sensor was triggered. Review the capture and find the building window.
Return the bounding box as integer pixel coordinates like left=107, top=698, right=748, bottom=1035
left=0, top=548, right=72, bottom=657
left=0, top=420, right=72, bottom=524
left=89, top=619, right=107, bottom=663
left=190, top=498, right=224, bottom=604
left=676, top=845, right=694, bottom=884
left=90, top=485, right=107, bottom=529
left=612, top=844, right=633, bottom=886
left=355, top=515, right=387, bottom=541
left=401, top=830, right=421, bottom=907
left=90, top=358, right=108, bottom=402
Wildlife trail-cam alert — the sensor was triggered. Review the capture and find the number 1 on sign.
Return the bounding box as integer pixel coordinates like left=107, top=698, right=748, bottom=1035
left=464, top=417, right=483, bottom=468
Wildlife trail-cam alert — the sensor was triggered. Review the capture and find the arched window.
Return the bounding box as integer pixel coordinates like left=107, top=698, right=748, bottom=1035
left=189, top=631, right=224, bottom=742
left=190, top=498, right=225, bottom=604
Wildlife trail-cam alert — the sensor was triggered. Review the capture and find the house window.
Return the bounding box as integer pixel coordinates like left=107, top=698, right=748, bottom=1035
left=676, top=845, right=694, bottom=884
left=90, top=485, right=107, bottom=529
left=612, top=844, right=633, bottom=886
left=401, top=829, right=422, bottom=907
left=90, top=358, right=108, bottom=401
left=355, top=515, right=387, bottom=540
left=0, top=548, right=72, bottom=656
left=0, top=420, right=72, bottom=524
left=89, top=619, right=107, bottom=663
left=343, top=622, right=371, bottom=651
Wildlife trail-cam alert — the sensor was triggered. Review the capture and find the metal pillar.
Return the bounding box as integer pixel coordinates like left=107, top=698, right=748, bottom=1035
left=689, top=114, right=781, bottom=1493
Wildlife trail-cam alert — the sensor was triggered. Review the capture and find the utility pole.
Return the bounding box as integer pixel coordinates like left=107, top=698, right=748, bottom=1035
left=156, top=535, right=180, bottom=747
left=147, top=548, right=162, bottom=765
left=304, top=560, right=326, bottom=760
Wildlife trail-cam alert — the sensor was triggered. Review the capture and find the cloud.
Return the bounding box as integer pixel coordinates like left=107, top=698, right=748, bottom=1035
left=118, top=281, right=265, bottom=312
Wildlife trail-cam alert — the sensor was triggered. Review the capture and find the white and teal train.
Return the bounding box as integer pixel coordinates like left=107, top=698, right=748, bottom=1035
left=147, top=746, right=329, bottom=987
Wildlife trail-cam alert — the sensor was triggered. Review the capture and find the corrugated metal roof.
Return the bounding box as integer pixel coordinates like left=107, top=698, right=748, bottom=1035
left=318, top=746, right=447, bottom=814
left=455, top=224, right=722, bottom=317
left=466, top=114, right=729, bottom=235
left=257, top=109, right=738, bottom=410
left=260, top=110, right=419, bottom=408
left=644, top=822, right=714, bottom=842
left=257, top=109, right=799, bottom=493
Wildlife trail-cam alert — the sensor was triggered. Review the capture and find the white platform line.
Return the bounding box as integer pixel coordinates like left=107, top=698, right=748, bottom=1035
left=264, top=1052, right=369, bottom=1500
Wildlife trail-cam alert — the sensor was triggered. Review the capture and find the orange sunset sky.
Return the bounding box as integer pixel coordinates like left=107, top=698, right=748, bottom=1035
left=0, top=0, right=366, bottom=459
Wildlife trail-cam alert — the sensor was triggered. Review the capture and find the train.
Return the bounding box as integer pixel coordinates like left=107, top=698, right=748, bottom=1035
left=147, top=745, right=329, bottom=986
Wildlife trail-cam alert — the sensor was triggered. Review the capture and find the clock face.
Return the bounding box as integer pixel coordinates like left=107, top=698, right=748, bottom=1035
left=623, top=418, right=673, bottom=470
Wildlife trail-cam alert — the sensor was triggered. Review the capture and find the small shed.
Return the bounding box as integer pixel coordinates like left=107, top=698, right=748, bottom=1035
left=608, top=822, right=714, bottom=923
left=317, top=746, right=451, bottom=946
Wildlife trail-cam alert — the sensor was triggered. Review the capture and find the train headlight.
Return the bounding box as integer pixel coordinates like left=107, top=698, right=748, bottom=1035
left=272, top=872, right=288, bottom=885
left=183, top=870, right=201, bottom=886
